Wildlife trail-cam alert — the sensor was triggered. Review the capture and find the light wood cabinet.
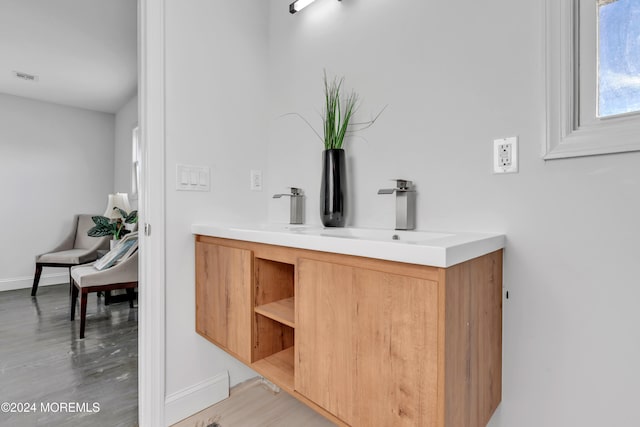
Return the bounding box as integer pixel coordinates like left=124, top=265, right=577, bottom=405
left=195, top=241, right=252, bottom=363
left=296, top=258, right=440, bottom=426
left=194, top=235, right=502, bottom=427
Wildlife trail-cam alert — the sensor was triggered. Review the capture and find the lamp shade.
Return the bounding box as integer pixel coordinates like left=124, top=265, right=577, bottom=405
left=104, top=193, right=131, bottom=219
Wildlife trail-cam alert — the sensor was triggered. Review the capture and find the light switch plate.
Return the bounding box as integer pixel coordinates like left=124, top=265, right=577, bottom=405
left=176, top=164, right=210, bottom=191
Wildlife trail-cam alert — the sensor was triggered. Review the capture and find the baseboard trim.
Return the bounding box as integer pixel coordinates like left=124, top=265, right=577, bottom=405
left=0, top=273, right=68, bottom=292
left=164, top=371, right=229, bottom=426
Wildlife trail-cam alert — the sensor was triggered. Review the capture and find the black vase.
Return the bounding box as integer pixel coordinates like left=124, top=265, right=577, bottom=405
left=320, top=149, right=346, bottom=227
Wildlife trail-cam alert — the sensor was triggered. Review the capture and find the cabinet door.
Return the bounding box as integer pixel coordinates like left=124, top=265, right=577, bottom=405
left=195, top=241, right=252, bottom=363
left=295, top=258, right=440, bottom=427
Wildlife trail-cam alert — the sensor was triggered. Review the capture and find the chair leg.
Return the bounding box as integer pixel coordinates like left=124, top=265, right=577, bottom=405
left=70, top=283, right=78, bottom=321
left=31, top=264, right=43, bottom=296
left=80, top=290, right=88, bottom=339
left=126, top=288, right=135, bottom=308
left=105, top=291, right=111, bottom=306
left=68, top=267, right=73, bottom=294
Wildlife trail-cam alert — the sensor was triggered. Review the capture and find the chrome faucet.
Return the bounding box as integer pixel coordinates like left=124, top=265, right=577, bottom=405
left=273, top=187, right=304, bottom=225
left=377, top=179, right=416, bottom=230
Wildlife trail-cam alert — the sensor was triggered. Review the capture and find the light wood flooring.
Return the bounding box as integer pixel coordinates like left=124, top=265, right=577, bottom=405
left=172, top=378, right=336, bottom=427
left=0, top=283, right=138, bottom=426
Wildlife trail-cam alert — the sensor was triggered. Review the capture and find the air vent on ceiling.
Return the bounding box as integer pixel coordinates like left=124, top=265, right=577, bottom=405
left=13, top=71, right=39, bottom=82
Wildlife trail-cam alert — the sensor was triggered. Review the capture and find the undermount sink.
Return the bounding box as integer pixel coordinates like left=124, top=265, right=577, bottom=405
left=192, top=223, right=505, bottom=268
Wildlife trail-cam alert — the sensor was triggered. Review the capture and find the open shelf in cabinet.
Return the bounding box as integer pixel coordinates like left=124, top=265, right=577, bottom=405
left=254, top=297, right=295, bottom=328
left=253, top=257, right=296, bottom=370
left=251, top=346, right=295, bottom=393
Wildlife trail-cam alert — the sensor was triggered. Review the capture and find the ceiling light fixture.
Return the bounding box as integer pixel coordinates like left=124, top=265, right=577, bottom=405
left=289, top=0, right=340, bottom=14
left=289, top=0, right=315, bottom=14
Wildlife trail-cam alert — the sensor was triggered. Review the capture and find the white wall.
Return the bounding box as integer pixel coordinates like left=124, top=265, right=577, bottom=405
left=265, top=1, right=640, bottom=427
left=0, top=93, right=115, bottom=291
left=156, top=1, right=640, bottom=425
left=162, top=0, right=269, bottom=421
left=114, top=94, right=138, bottom=209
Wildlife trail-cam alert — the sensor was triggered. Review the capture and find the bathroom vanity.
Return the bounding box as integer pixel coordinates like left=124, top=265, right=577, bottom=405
left=192, top=224, right=504, bottom=427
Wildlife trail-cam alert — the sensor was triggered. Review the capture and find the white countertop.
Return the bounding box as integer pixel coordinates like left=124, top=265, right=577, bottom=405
left=192, top=223, right=505, bottom=268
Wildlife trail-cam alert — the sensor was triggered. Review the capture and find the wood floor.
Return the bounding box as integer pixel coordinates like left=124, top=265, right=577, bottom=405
left=172, top=378, right=336, bottom=427
left=0, top=283, right=138, bottom=427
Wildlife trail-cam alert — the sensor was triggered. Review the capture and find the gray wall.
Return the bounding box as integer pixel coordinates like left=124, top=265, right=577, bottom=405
left=0, top=93, right=115, bottom=291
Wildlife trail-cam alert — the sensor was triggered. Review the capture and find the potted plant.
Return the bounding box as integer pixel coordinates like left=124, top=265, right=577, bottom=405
left=318, top=72, right=383, bottom=226
left=88, top=208, right=138, bottom=246
left=287, top=71, right=383, bottom=226
left=319, top=73, right=354, bottom=226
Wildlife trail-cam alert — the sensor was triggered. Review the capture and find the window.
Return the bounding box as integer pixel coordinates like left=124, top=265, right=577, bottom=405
left=598, top=0, right=640, bottom=117
left=545, top=0, right=640, bottom=159
left=132, top=125, right=140, bottom=199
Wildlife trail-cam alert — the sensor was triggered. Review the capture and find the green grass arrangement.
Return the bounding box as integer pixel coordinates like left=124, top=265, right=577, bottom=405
left=323, top=72, right=358, bottom=150
left=285, top=71, right=385, bottom=150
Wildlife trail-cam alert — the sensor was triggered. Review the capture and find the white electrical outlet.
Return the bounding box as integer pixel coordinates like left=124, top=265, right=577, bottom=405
left=493, top=137, right=518, bottom=174
left=250, top=170, right=263, bottom=191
